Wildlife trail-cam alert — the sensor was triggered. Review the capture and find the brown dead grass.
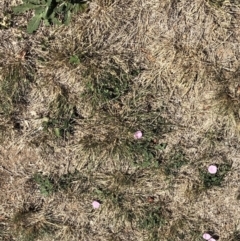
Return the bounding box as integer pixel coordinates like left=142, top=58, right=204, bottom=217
left=1, top=0, right=240, bottom=240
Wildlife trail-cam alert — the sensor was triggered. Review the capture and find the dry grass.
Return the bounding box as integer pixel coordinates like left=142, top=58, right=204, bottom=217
left=1, top=0, right=240, bottom=240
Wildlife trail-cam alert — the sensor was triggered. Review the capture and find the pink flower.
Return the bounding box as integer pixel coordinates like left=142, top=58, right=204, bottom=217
left=202, top=233, right=216, bottom=241
left=134, top=130, right=142, bottom=139
left=203, top=233, right=211, bottom=240
left=92, top=201, right=100, bottom=209
left=208, top=165, right=217, bottom=174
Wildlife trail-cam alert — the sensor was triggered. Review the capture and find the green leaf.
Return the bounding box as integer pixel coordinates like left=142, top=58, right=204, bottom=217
left=34, top=6, right=46, bottom=15
left=66, top=2, right=74, bottom=11
left=95, top=189, right=103, bottom=195
left=64, top=10, right=71, bottom=25
left=148, top=152, right=154, bottom=160
left=51, top=17, right=61, bottom=25
left=54, top=128, right=61, bottom=137
left=46, top=0, right=52, bottom=6
left=69, top=55, right=80, bottom=65
left=43, top=19, right=50, bottom=26
left=28, top=0, right=41, bottom=3
left=27, top=14, right=42, bottom=33
left=80, top=3, right=89, bottom=12
left=55, top=4, right=64, bottom=13
left=142, top=161, right=150, bottom=168
left=12, top=3, right=40, bottom=13
left=73, top=3, right=88, bottom=13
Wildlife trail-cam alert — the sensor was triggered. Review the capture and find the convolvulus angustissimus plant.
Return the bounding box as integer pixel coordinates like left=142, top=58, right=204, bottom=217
left=12, top=0, right=88, bottom=33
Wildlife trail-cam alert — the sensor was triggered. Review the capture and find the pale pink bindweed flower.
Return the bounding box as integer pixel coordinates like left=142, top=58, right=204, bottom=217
left=92, top=201, right=101, bottom=209
left=134, top=130, right=142, bottom=139
left=203, top=233, right=216, bottom=241
left=208, top=165, right=218, bottom=174
left=203, top=233, right=211, bottom=240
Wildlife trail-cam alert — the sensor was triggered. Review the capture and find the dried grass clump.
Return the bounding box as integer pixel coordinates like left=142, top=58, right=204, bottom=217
left=1, top=0, right=240, bottom=240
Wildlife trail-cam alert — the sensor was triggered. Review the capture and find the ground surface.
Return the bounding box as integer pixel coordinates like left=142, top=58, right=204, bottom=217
left=1, top=0, right=240, bottom=240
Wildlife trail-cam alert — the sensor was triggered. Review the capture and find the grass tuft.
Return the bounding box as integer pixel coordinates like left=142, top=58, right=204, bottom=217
left=12, top=207, right=57, bottom=241
left=1, top=0, right=240, bottom=240
left=138, top=204, right=168, bottom=241
left=42, top=91, right=79, bottom=139
left=163, top=149, right=189, bottom=176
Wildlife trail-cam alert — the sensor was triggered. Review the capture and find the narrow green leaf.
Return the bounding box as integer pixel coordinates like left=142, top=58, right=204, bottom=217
left=12, top=3, right=40, bottom=13
left=42, top=6, right=48, bottom=18
left=64, top=10, right=71, bottom=25
left=28, top=0, right=41, bottom=4
left=27, top=14, right=42, bottom=33
left=66, top=2, right=74, bottom=11
left=54, top=128, right=61, bottom=137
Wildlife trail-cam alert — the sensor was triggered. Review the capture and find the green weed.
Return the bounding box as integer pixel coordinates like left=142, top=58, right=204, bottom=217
left=138, top=205, right=166, bottom=240
left=80, top=62, right=172, bottom=163
left=199, top=163, right=231, bottom=189
left=33, top=173, right=55, bottom=196
left=12, top=0, right=88, bottom=33
left=84, top=66, right=140, bottom=111
left=163, top=149, right=189, bottom=176
left=32, top=171, right=89, bottom=197
left=129, top=139, right=166, bottom=168
left=42, top=92, right=78, bottom=139
left=139, top=207, right=165, bottom=230
left=69, top=54, right=80, bottom=65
